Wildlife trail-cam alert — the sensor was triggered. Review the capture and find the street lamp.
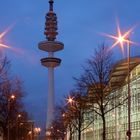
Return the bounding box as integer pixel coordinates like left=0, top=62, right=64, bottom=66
left=67, top=96, right=78, bottom=111
left=7, top=94, right=16, bottom=140
left=17, top=114, right=21, bottom=118
left=17, top=114, right=22, bottom=140
left=34, top=127, right=41, bottom=140
left=67, top=97, right=74, bottom=104
left=103, top=22, right=136, bottom=140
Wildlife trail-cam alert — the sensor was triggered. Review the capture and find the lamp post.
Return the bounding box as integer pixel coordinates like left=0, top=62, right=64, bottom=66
left=17, top=114, right=21, bottom=140
left=127, top=40, right=131, bottom=139
left=7, top=94, right=15, bottom=140
left=19, top=120, right=34, bottom=140
left=102, top=23, right=136, bottom=140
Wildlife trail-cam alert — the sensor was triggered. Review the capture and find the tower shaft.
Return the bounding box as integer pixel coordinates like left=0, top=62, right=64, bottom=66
left=46, top=52, right=54, bottom=128
left=47, top=67, right=54, bottom=128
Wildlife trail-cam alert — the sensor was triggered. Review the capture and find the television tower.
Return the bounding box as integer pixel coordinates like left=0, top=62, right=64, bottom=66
left=38, top=0, right=64, bottom=130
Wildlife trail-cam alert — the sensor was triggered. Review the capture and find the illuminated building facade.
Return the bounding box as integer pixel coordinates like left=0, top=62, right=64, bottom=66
left=72, top=57, right=140, bottom=140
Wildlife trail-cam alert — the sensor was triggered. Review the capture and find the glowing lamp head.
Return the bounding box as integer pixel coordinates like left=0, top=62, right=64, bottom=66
left=118, top=36, right=125, bottom=44
left=28, top=131, right=32, bottom=135
left=34, top=127, right=41, bottom=133
left=18, top=114, right=21, bottom=118
left=101, top=21, right=136, bottom=54
left=62, top=113, right=65, bottom=117
left=67, top=97, right=74, bottom=104
left=10, top=95, right=15, bottom=99
left=46, top=131, right=51, bottom=136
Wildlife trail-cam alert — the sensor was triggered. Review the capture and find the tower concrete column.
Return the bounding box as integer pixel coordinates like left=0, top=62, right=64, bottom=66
left=46, top=67, right=54, bottom=128
left=46, top=52, right=55, bottom=128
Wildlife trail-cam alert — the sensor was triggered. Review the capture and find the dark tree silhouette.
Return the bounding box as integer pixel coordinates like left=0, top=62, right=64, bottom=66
left=63, top=92, right=94, bottom=140
left=46, top=106, right=67, bottom=140
left=75, top=44, right=124, bottom=140
left=0, top=55, right=30, bottom=140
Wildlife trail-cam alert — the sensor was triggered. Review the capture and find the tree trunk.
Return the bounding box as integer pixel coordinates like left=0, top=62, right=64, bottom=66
left=78, top=129, right=81, bottom=140
left=102, top=114, right=106, bottom=140
left=69, top=133, right=72, bottom=140
left=69, top=127, right=72, bottom=140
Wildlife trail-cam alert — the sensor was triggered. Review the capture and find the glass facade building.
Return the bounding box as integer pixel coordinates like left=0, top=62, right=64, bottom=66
left=71, top=57, right=140, bottom=140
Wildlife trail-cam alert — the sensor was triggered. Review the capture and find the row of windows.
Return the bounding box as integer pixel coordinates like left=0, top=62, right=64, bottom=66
left=90, top=65, right=140, bottom=139
left=82, top=65, right=140, bottom=140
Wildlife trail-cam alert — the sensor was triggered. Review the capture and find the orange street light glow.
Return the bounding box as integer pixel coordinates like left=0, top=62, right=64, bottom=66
left=101, top=21, right=137, bottom=54
left=67, top=97, right=74, bottom=104
left=11, top=94, right=15, bottom=99
left=18, top=114, right=21, bottom=118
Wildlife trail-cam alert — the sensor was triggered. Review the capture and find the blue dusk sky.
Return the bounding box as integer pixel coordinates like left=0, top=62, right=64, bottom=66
left=0, top=0, right=140, bottom=128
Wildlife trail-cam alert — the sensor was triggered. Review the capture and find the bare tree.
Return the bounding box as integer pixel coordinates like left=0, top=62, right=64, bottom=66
left=75, top=44, right=124, bottom=140
left=0, top=78, right=30, bottom=140
left=61, top=106, right=75, bottom=140
left=46, top=105, right=67, bottom=140
left=0, top=55, right=30, bottom=140
left=63, top=92, right=94, bottom=140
